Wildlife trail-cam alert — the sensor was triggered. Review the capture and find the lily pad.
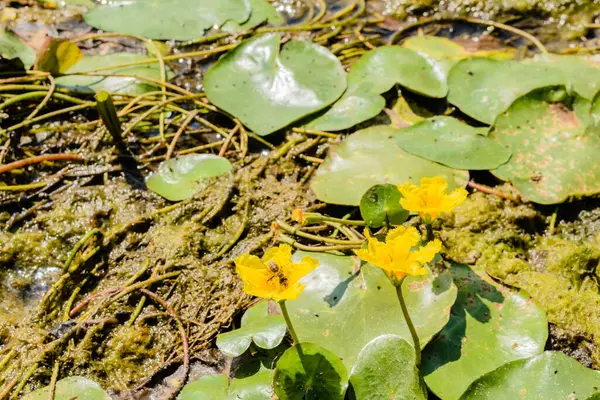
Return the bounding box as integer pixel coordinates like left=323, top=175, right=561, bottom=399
left=230, top=367, right=275, bottom=400
left=146, top=154, right=233, bottom=201
left=349, top=334, right=427, bottom=400
left=273, top=343, right=348, bottom=400
left=490, top=93, right=600, bottom=204
left=179, top=368, right=274, bottom=400
left=84, top=0, right=250, bottom=41
left=359, top=184, right=409, bottom=228
left=422, top=263, right=548, bottom=400
left=221, top=0, right=284, bottom=32
left=35, top=38, right=82, bottom=75
left=205, top=33, right=346, bottom=136
left=460, top=352, right=600, bottom=400
left=306, top=46, right=445, bottom=131
left=23, top=376, right=110, bottom=400
left=310, top=125, right=469, bottom=205
left=395, top=116, right=512, bottom=170
left=447, top=58, right=566, bottom=124
left=286, top=252, right=457, bottom=371
left=0, top=26, right=36, bottom=70
left=216, top=301, right=286, bottom=357
left=56, top=53, right=174, bottom=95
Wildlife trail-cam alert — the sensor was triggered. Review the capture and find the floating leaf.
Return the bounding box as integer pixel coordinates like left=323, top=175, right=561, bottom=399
left=490, top=93, right=600, bottom=204
left=349, top=335, right=427, bottom=400
left=84, top=0, right=250, bottom=41
left=310, top=125, right=469, bottom=205
left=23, top=377, right=109, bottom=400
left=221, top=0, right=284, bottom=32
left=273, top=343, right=348, bottom=400
left=422, top=263, right=548, bottom=400
left=460, top=352, right=600, bottom=400
left=359, top=184, right=409, bottom=228
left=0, top=26, right=36, bottom=70
left=56, top=53, right=174, bottom=94
left=35, top=38, right=83, bottom=75
left=178, top=374, right=234, bottom=400
left=205, top=33, right=346, bottom=136
left=447, top=58, right=566, bottom=124
left=395, top=116, right=512, bottom=170
left=146, top=154, right=233, bottom=202
left=217, top=301, right=286, bottom=357
left=230, top=367, right=275, bottom=400
left=179, top=368, right=274, bottom=400
left=306, top=46, right=445, bottom=131
left=286, top=252, right=457, bottom=370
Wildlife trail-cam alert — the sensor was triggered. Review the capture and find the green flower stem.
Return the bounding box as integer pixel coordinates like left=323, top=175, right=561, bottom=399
left=425, top=223, right=434, bottom=243
left=396, top=278, right=421, bottom=368
left=279, top=300, right=300, bottom=345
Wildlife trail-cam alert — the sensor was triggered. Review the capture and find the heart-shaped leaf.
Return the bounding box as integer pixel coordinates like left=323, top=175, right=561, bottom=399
left=306, top=46, right=445, bottom=131
left=56, top=53, right=174, bottom=94
left=221, top=0, right=284, bottom=32
left=490, top=92, right=600, bottom=204
left=359, top=184, right=409, bottom=228
left=422, top=263, right=548, bottom=400
left=23, top=377, right=110, bottom=400
left=310, top=125, right=469, bottom=205
left=448, top=58, right=566, bottom=124
left=286, top=252, right=457, bottom=371
left=0, top=26, right=36, bottom=70
left=217, top=301, right=286, bottom=357
left=395, top=116, right=512, bottom=170
left=460, top=352, right=600, bottom=400
left=179, top=368, right=274, bottom=400
left=273, top=343, right=348, bottom=400
left=84, top=0, right=250, bottom=41
left=205, top=33, right=346, bottom=136
left=146, top=154, right=233, bottom=201
left=349, top=334, right=427, bottom=400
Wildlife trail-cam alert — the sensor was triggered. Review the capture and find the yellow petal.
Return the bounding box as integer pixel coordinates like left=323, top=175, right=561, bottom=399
left=263, top=244, right=293, bottom=268
left=413, top=239, right=442, bottom=264
left=274, top=281, right=306, bottom=301
left=287, top=256, right=319, bottom=283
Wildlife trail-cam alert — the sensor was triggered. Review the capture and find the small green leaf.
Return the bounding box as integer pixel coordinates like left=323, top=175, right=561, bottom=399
left=221, top=0, right=284, bottom=32
left=56, top=53, right=174, bottom=94
left=447, top=58, right=566, bottom=124
left=36, top=38, right=83, bottom=75
left=395, top=116, right=512, bottom=170
left=205, top=33, right=346, bottom=136
left=179, top=368, right=274, bottom=400
left=0, top=26, right=36, bottom=70
left=230, top=367, right=275, bottom=400
left=84, top=0, right=250, bottom=41
left=359, top=184, right=409, bottom=228
left=217, top=301, right=286, bottom=357
left=146, top=154, right=233, bottom=201
left=349, top=335, right=427, bottom=400
left=422, top=263, right=548, bottom=400
left=310, top=125, right=469, bottom=205
left=460, top=352, right=600, bottom=400
left=23, top=377, right=110, bottom=400
left=273, top=343, right=348, bottom=400
left=178, top=374, right=234, bottom=400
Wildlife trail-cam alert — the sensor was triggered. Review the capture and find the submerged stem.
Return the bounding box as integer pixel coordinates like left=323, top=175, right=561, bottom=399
left=396, top=278, right=421, bottom=368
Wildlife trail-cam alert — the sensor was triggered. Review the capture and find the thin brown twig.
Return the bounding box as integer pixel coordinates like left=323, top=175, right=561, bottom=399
left=0, top=154, right=84, bottom=175
left=166, top=110, right=199, bottom=160
left=218, top=124, right=241, bottom=157
left=467, top=181, right=521, bottom=203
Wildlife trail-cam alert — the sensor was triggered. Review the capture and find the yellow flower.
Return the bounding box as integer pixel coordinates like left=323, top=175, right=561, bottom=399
left=234, top=244, right=319, bottom=301
left=398, top=176, right=468, bottom=221
left=292, top=208, right=306, bottom=225
left=355, top=226, right=441, bottom=279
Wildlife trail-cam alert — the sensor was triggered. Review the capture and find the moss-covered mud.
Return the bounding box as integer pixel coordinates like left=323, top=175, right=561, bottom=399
left=440, top=190, right=600, bottom=368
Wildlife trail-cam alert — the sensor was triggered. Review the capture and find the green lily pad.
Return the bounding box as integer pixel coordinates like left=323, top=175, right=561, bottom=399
left=221, top=0, right=284, bottom=32
left=217, top=301, right=286, bottom=357
left=205, top=33, right=346, bottom=136
left=0, top=26, right=36, bottom=70
left=84, top=0, right=249, bottom=41
left=490, top=92, right=600, bottom=204
left=179, top=368, right=274, bottom=400
left=35, top=38, right=83, bottom=75
left=310, top=125, right=469, bottom=205
left=179, top=375, right=233, bottom=400
left=273, top=343, right=348, bottom=400
left=349, top=334, right=427, bottom=400
left=460, top=352, right=600, bottom=400
left=286, top=252, right=457, bottom=371
left=146, top=154, right=233, bottom=202
left=306, top=46, right=445, bottom=131
left=447, top=58, right=566, bottom=124
left=23, top=377, right=109, bottom=400
left=527, top=54, right=600, bottom=100
left=395, top=116, right=512, bottom=170
left=56, top=53, right=174, bottom=95
left=422, top=263, right=548, bottom=400
left=359, top=184, right=409, bottom=228
left=230, top=367, right=275, bottom=400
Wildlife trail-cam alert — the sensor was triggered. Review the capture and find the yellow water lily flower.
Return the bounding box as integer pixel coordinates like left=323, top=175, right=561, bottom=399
left=398, top=176, right=468, bottom=221
left=234, top=244, right=319, bottom=301
left=355, top=226, right=441, bottom=279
